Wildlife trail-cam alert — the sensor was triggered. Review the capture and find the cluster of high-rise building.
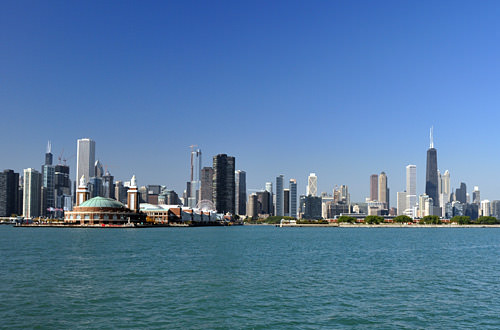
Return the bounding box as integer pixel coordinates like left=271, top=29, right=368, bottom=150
left=393, top=128, right=497, bottom=220
left=1, top=129, right=499, bottom=221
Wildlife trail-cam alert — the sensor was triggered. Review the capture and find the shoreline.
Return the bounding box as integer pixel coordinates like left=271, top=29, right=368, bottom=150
left=275, top=223, right=500, bottom=228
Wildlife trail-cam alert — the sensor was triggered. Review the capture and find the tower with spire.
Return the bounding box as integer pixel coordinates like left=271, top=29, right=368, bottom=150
left=425, top=127, right=439, bottom=209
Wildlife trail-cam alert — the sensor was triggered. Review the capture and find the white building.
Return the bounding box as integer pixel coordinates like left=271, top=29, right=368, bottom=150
left=23, top=168, right=42, bottom=218
left=76, top=138, right=96, bottom=186
left=406, top=165, right=417, bottom=213
left=307, top=173, right=317, bottom=197
left=481, top=200, right=491, bottom=217
left=397, top=191, right=407, bottom=216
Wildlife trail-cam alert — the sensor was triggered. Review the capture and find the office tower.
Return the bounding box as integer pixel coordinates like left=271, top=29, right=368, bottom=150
left=41, top=164, right=55, bottom=216
left=303, top=196, right=322, bottom=219
left=247, top=193, right=258, bottom=219
left=76, top=138, right=96, bottom=186
left=418, top=194, right=429, bottom=217
left=94, top=160, right=104, bottom=178
left=307, top=173, right=317, bottom=197
left=397, top=191, right=407, bottom=216
left=425, top=128, right=439, bottom=206
left=102, top=171, right=114, bottom=199
left=23, top=168, right=42, bottom=218
left=284, top=188, right=290, bottom=216
left=54, top=164, right=71, bottom=216
left=289, top=179, right=297, bottom=219
left=275, top=175, right=284, bottom=216
left=114, top=181, right=128, bottom=204
left=265, top=182, right=273, bottom=215
left=455, top=182, right=467, bottom=204
left=490, top=200, right=500, bottom=219
left=340, top=185, right=350, bottom=205
left=406, top=165, right=417, bottom=211
left=0, top=170, right=19, bottom=217
left=88, top=177, right=102, bottom=198
left=199, top=167, right=214, bottom=201
left=370, top=174, right=378, bottom=201
left=40, top=141, right=55, bottom=217
left=235, top=170, right=247, bottom=216
left=212, top=154, right=235, bottom=214
left=378, top=172, right=388, bottom=208
left=188, top=148, right=202, bottom=207
left=480, top=200, right=490, bottom=217
left=473, top=186, right=480, bottom=204
left=255, top=190, right=270, bottom=215
left=442, top=170, right=450, bottom=195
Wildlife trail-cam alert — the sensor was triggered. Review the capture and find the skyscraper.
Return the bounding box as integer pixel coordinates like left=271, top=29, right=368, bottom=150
left=199, top=167, right=214, bottom=201
left=23, top=168, right=42, bottom=218
left=307, top=173, right=317, bottom=197
left=370, top=174, right=378, bottom=201
left=188, top=148, right=202, bottom=207
left=289, top=179, right=297, bottom=219
left=76, top=138, right=96, bottom=187
left=456, top=182, right=467, bottom=204
left=41, top=141, right=55, bottom=216
left=425, top=128, right=439, bottom=207
left=284, top=188, right=290, bottom=216
left=406, top=165, right=417, bottom=212
left=54, top=164, right=71, bottom=215
left=473, top=186, right=480, bottom=204
left=0, top=169, right=19, bottom=217
left=235, top=170, right=246, bottom=216
left=212, top=154, right=235, bottom=214
left=265, top=182, right=273, bottom=215
left=102, top=171, right=115, bottom=199
left=94, top=160, right=104, bottom=178
left=275, top=175, right=284, bottom=216
left=378, top=172, right=388, bottom=208
left=397, top=191, right=407, bottom=216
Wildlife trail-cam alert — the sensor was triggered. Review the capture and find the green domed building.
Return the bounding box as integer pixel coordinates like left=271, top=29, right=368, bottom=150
left=65, top=175, right=145, bottom=226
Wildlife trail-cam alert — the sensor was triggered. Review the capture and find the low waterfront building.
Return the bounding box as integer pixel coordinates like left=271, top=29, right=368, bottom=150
left=140, top=203, right=220, bottom=224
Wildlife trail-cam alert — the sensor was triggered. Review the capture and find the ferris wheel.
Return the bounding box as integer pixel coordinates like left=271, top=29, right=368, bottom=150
left=196, top=200, right=216, bottom=211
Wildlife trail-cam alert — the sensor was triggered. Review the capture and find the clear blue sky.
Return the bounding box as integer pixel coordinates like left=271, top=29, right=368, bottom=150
left=2, top=0, right=500, bottom=204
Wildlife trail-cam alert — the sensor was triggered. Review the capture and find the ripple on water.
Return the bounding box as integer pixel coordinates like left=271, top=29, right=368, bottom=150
left=2, top=226, right=500, bottom=329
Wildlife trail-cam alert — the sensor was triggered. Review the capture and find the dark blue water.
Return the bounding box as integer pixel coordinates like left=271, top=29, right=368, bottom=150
left=1, top=226, right=500, bottom=329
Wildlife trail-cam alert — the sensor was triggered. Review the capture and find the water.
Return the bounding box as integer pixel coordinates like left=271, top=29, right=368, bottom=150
left=1, top=225, right=500, bottom=329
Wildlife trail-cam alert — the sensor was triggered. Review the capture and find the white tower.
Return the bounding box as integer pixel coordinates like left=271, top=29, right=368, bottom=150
left=307, top=173, right=317, bottom=197
left=76, top=138, right=96, bottom=186
left=127, top=175, right=139, bottom=212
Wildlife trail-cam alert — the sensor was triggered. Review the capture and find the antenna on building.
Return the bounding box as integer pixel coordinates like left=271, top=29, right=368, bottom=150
left=47, top=140, right=52, bottom=154
left=430, top=126, right=434, bottom=149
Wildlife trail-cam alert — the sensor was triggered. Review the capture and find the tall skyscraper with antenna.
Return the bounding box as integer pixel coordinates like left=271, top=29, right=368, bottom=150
left=42, top=141, right=55, bottom=216
left=425, top=128, right=439, bottom=207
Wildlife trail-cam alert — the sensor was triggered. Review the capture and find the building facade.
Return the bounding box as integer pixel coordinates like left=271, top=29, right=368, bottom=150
left=370, top=174, right=378, bottom=201
left=275, top=175, right=284, bottom=216
left=289, top=179, right=297, bottom=219
left=23, top=168, right=42, bottom=218
left=0, top=169, right=19, bottom=217
left=235, top=170, right=246, bottom=216
left=212, top=154, right=235, bottom=214
left=76, top=138, right=96, bottom=189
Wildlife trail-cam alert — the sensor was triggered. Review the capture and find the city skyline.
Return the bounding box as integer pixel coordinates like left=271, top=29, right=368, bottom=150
left=2, top=2, right=500, bottom=203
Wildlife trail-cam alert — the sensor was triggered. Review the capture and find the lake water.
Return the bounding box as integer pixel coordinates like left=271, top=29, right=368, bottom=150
left=1, top=225, right=500, bottom=329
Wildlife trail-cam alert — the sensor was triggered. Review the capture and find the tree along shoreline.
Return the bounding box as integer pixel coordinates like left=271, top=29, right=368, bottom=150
left=245, top=215, right=500, bottom=226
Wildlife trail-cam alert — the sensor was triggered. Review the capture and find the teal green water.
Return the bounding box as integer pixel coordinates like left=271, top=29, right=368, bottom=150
left=2, top=226, right=500, bottom=329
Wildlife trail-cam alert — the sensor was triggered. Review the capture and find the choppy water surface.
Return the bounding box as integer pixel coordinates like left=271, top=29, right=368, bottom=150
left=1, top=225, right=500, bottom=329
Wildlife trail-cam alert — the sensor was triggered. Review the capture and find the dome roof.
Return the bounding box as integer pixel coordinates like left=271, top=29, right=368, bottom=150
left=79, top=197, right=126, bottom=209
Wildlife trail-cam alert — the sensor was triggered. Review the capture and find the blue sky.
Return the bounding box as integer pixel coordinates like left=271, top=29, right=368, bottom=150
left=2, top=0, right=500, bottom=204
